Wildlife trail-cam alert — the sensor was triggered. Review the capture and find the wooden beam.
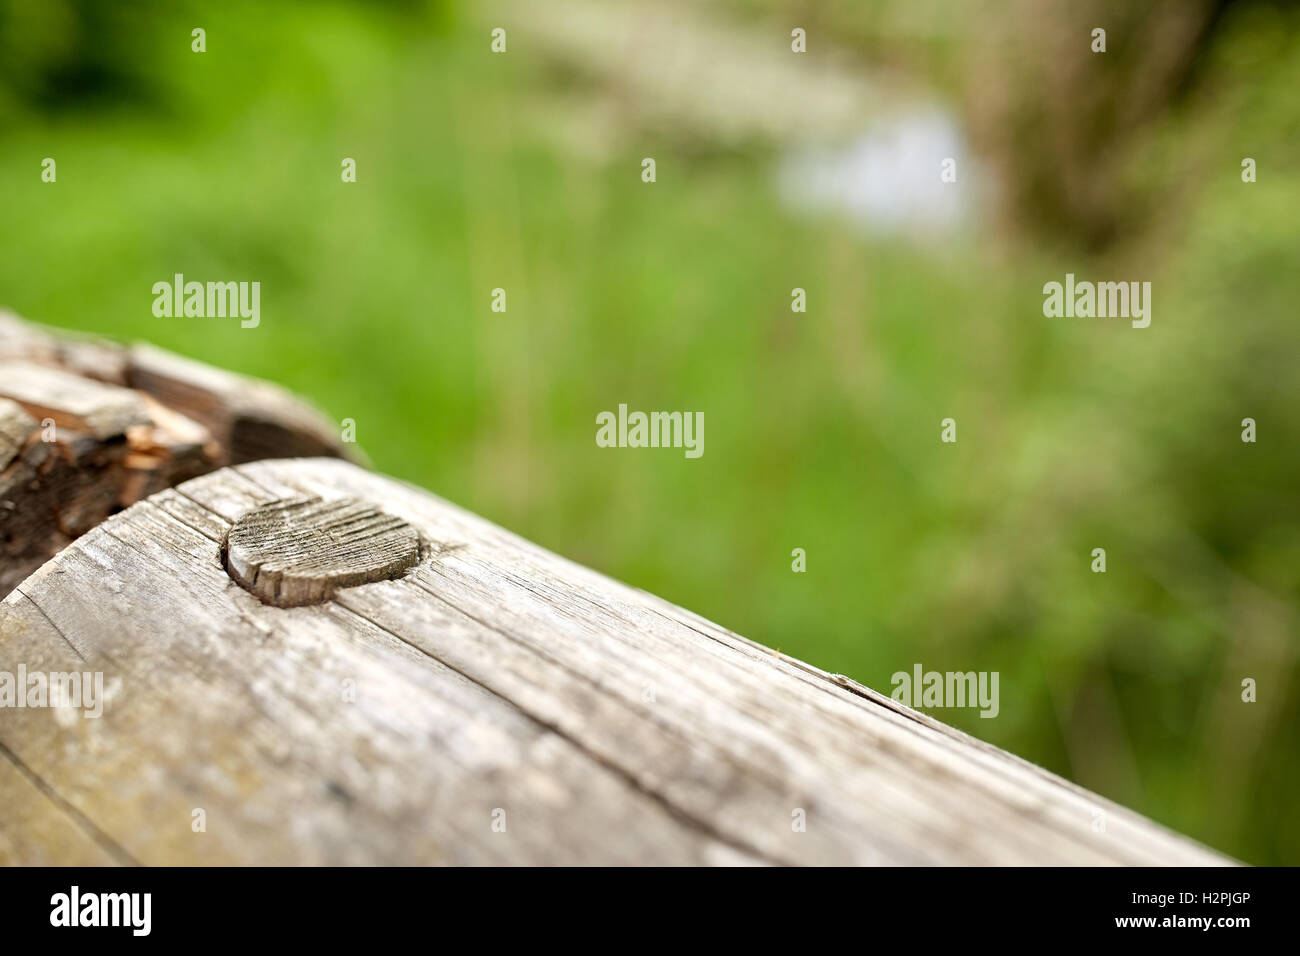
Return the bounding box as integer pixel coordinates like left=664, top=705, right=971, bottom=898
left=0, top=457, right=1233, bottom=865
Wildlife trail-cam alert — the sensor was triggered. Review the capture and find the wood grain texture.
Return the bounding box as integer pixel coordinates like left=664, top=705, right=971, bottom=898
left=0, top=457, right=1233, bottom=866
left=0, top=361, right=150, bottom=440
left=0, top=399, right=34, bottom=472
left=126, top=343, right=346, bottom=464
left=223, top=496, right=420, bottom=606
left=0, top=311, right=349, bottom=597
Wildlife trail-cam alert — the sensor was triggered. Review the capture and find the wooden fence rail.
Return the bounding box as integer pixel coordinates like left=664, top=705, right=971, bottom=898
left=0, top=313, right=1231, bottom=865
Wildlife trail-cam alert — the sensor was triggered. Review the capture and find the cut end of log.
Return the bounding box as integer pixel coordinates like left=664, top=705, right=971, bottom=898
left=222, top=496, right=421, bottom=606
left=0, top=309, right=355, bottom=597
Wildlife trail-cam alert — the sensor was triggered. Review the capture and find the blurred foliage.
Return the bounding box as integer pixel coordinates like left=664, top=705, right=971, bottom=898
left=1, top=0, right=1297, bottom=863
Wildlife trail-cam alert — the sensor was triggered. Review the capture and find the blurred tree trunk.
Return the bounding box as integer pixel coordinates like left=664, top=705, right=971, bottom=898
left=966, top=0, right=1234, bottom=249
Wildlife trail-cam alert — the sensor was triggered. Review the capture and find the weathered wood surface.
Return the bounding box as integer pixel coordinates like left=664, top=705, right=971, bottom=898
left=0, top=311, right=347, bottom=596
left=223, top=496, right=421, bottom=606
left=0, top=456, right=1232, bottom=865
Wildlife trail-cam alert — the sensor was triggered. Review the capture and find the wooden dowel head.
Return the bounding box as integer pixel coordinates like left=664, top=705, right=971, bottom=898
left=222, top=496, right=420, bottom=607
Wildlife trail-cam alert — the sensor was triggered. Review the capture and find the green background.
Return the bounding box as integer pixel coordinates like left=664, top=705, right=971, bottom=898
left=2, top=0, right=1297, bottom=863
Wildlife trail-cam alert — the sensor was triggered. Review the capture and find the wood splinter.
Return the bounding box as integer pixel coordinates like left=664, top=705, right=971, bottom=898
left=222, top=496, right=421, bottom=607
